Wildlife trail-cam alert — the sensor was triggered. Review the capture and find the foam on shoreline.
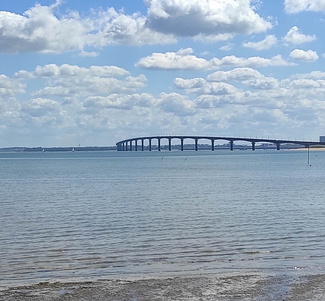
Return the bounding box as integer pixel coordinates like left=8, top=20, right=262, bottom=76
left=1, top=273, right=325, bottom=301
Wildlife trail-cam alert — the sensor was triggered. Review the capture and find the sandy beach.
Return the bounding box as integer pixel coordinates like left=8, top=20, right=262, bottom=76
left=1, top=273, right=325, bottom=301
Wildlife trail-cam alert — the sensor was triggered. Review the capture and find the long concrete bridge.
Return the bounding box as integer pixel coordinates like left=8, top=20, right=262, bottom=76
left=116, top=136, right=325, bottom=151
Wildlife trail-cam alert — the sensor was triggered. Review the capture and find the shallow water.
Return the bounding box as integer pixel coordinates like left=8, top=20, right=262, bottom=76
left=1, top=150, right=325, bottom=287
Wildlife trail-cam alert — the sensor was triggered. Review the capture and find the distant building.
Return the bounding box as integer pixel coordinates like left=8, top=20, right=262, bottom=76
left=320, top=136, right=325, bottom=142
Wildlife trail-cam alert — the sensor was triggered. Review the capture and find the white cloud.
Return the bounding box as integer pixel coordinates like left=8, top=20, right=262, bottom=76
left=0, top=4, right=87, bottom=53
left=136, top=48, right=211, bottom=70
left=219, top=44, right=233, bottom=51
left=15, top=64, right=147, bottom=103
left=243, top=35, right=278, bottom=50
left=0, top=75, right=25, bottom=96
left=0, top=3, right=175, bottom=54
left=285, top=0, right=325, bottom=13
left=101, top=8, right=176, bottom=46
left=0, top=0, right=275, bottom=54
left=207, top=68, right=263, bottom=82
left=291, top=71, right=325, bottom=79
left=2, top=63, right=325, bottom=145
left=84, top=93, right=157, bottom=110
left=211, top=54, right=292, bottom=68
left=145, top=0, right=272, bottom=37
left=79, top=51, right=99, bottom=57
left=283, top=26, right=316, bottom=44
left=17, top=64, right=130, bottom=79
left=289, top=49, right=319, bottom=61
left=158, top=93, right=196, bottom=116
left=174, top=78, right=238, bottom=95
left=288, top=79, right=325, bottom=89
left=137, top=49, right=292, bottom=70
left=21, top=98, right=65, bottom=125
left=207, top=68, right=279, bottom=90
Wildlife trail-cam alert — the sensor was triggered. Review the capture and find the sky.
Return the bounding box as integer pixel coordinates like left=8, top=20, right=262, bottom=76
left=0, top=0, right=325, bottom=147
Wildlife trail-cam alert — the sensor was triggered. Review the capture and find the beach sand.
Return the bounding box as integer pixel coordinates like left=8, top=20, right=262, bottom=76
left=1, top=273, right=325, bottom=301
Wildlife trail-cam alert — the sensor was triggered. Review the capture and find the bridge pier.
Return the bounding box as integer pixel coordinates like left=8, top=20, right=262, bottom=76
left=181, top=138, right=184, bottom=151
left=230, top=140, right=234, bottom=151
left=195, top=139, right=198, bottom=151
left=252, top=142, right=255, bottom=151
left=158, top=138, right=161, bottom=151
left=168, top=138, right=172, bottom=151
left=135, top=140, right=138, bottom=151
left=276, top=143, right=280, bottom=150
left=211, top=139, right=215, bottom=151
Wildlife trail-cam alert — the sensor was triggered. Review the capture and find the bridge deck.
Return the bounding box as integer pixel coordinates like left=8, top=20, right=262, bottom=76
left=116, top=135, right=325, bottom=151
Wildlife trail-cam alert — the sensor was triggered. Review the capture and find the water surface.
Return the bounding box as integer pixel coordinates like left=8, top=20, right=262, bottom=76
left=1, top=150, right=324, bottom=287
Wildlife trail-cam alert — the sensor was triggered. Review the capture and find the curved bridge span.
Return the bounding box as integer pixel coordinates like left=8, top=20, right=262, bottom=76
left=116, top=136, right=325, bottom=151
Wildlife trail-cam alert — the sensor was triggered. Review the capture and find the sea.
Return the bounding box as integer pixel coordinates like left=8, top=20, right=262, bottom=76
left=1, top=149, right=325, bottom=288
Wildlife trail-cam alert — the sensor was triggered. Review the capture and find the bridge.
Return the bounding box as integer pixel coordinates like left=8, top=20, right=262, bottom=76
left=116, top=136, right=325, bottom=151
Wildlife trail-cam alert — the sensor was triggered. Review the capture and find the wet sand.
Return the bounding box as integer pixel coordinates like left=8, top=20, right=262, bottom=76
left=1, top=273, right=325, bottom=301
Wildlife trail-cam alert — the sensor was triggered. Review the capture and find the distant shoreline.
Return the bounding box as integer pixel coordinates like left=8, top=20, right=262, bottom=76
left=292, top=147, right=325, bottom=151
left=0, top=146, right=117, bottom=152
left=1, top=145, right=324, bottom=153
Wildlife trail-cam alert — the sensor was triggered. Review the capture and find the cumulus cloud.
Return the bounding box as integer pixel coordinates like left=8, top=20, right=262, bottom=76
left=172, top=68, right=280, bottom=108
left=289, top=49, right=319, bottom=61
left=0, top=2, right=175, bottom=54
left=174, top=78, right=238, bottom=95
left=0, top=0, right=274, bottom=54
left=207, top=68, right=279, bottom=90
left=207, top=68, right=263, bottom=82
left=21, top=98, right=65, bottom=125
left=283, top=26, right=316, bottom=45
left=0, top=3, right=87, bottom=53
left=145, top=0, right=272, bottom=38
left=136, top=48, right=211, bottom=70
left=14, top=64, right=148, bottom=104
left=84, top=93, right=156, bottom=110
left=243, top=35, right=278, bottom=50
left=285, top=0, right=325, bottom=13
left=291, top=71, right=325, bottom=79
left=29, top=64, right=130, bottom=78
left=158, top=93, right=196, bottom=116
left=2, top=62, right=325, bottom=145
left=0, top=75, right=25, bottom=96
left=101, top=8, right=176, bottom=46
left=137, top=49, right=292, bottom=70
left=206, top=68, right=280, bottom=90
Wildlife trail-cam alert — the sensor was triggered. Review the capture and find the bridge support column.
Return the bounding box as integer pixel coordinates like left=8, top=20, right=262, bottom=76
left=181, top=138, right=184, bottom=151
left=130, top=140, right=133, bottom=151
left=149, top=139, right=152, bottom=151
left=276, top=143, right=280, bottom=151
left=252, top=142, right=255, bottom=151
left=141, top=139, right=144, bottom=151
left=230, top=140, right=234, bottom=151
left=211, top=139, right=215, bottom=151
left=125, top=141, right=128, bottom=151
left=168, top=138, right=172, bottom=151
left=135, top=140, right=138, bottom=151
left=158, top=138, right=161, bottom=151
left=195, top=139, right=198, bottom=151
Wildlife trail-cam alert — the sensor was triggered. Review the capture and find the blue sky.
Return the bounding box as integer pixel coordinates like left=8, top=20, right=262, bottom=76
left=0, top=0, right=325, bottom=147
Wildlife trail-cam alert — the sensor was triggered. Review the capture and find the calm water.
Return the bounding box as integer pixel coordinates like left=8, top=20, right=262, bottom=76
left=1, top=150, right=325, bottom=287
